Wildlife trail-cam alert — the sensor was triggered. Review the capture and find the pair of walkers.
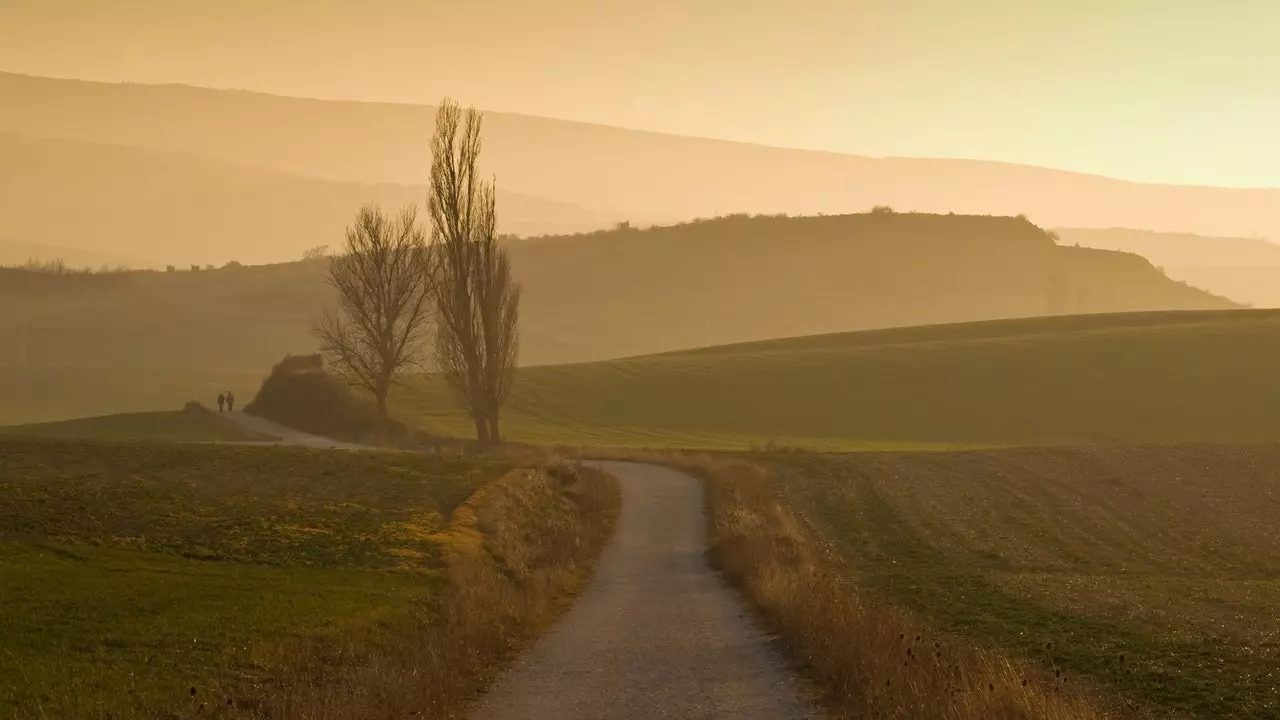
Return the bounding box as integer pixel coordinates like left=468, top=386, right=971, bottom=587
left=216, top=391, right=236, bottom=413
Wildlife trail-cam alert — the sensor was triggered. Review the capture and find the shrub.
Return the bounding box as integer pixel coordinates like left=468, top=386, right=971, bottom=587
left=244, top=354, right=382, bottom=440
left=245, top=354, right=447, bottom=448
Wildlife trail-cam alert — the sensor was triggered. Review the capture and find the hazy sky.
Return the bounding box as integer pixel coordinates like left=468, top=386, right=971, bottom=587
left=2, top=0, right=1278, bottom=188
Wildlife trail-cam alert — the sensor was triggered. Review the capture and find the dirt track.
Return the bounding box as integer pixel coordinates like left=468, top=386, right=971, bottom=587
left=469, top=461, right=816, bottom=720
left=220, top=411, right=366, bottom=450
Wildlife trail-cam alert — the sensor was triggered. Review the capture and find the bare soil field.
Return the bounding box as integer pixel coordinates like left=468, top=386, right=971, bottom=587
left=769, top=445, right=1280, bottom=718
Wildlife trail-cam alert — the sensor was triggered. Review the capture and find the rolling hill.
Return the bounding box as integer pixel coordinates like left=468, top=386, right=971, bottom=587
left=0, top=212, right=1233, bottom=380
left=3, top=72, right=1279, bottom=249
left=392, top=309, right=1280, bottom=449
left=1055, top=227, right=1280, bottom=308
left=8, top=309, right=1280, bottom=450
left=0, top=132, right=621, bottom=267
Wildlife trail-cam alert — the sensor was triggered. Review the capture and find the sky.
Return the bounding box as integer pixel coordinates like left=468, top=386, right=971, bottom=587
left=2, top=0, right=1278, bottom=188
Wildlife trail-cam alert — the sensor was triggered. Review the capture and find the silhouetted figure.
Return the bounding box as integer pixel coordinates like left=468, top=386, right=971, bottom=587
left=217, top=393, right=226, bottom=412
left=226, top=391, right=236, bottom=413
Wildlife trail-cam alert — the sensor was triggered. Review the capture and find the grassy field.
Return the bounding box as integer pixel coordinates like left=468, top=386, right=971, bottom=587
left=0, top=366, right=260, bottom=426
left=9, top=309, right=1280, bottom=450
left=393, top=309, right=1280, bottom=450
left=769, top=446, right=1280, bottom=718
left=0, top=437, right=507, bottom=718
left=0, top=408, right=273, bottom=442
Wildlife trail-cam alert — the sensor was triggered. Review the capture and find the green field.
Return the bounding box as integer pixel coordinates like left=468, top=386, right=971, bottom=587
left=391, top=309, right=1280, bottom=449
left=0, top=409, right=273, bottom=442
left=10, top=309, right=1280, bottom=449
left=770, top=446, right=1280, bottom=719
left=0, top=437, right=506, bottom=718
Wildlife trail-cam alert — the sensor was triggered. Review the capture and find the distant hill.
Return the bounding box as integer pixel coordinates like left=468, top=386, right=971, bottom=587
left=396, top=309, right=1280, bottom=449
left=1054, top=227, right=1280, bottom=268
left=7, top=309, right=1279, bottom=447
left=1055, top=227, right=1280, bottom=308
left=0, top=238, right=143, bottom=270
left=0, top=132, right=622, bottom=266
left=3, top=72, right=1279, bottom=242
left=0, top=213, right=1235, bottom=398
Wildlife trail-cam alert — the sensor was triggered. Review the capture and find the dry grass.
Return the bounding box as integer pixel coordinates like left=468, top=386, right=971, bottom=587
left=654, top=453, right=1114, bottom=720
left=197, top=460, right=620, bottom=720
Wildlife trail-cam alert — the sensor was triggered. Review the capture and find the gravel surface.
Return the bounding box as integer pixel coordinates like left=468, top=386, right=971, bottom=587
left=220, top=411, right=366, bottom=450
left=469, top=461, right=817, bottom=720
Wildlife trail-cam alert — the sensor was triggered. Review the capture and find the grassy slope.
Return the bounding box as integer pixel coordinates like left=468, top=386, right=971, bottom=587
left=0, top=366, right=262, bottom=426
left=0, top=438, right=506, bottom=717
left=0, top=409, right=273, bottom=442
left=770, top=447, right=1280, bottom=719
left=394, top=309, right=1280, bottom=449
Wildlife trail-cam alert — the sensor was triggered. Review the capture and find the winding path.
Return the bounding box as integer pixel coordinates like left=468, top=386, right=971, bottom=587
left=469, top=461, right=817, bottom=720
left=220, top=411, right=367, bottom=450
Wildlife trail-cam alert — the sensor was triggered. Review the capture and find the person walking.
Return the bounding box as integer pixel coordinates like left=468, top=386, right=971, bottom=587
left=225, top=390, right=236, bottom=413
left=217, top=393, right=226, bottom=412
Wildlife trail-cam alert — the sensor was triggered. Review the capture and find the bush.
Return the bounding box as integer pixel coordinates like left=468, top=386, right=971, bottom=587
left=245, top=354, right=444, bottom=448
left=244, top=354, right=382, bottom=440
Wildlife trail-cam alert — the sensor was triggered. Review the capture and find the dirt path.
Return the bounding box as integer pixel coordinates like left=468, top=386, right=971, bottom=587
left=469, top=461, right=817, bottom=720
left=220, top=411, right=367, bottom=450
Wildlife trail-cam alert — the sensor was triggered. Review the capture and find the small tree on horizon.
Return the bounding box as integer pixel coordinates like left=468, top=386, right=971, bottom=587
left=312, top=204, right=436, bottom=420
left=428, top=98, right=522, bottom=447
left=302, top=244, right=330, bottom=261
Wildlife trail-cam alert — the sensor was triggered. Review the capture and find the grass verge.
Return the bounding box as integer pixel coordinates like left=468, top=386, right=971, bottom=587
left=658, top=454, right=1111, bottom=720
left=233, top=459, right=621, bottom=719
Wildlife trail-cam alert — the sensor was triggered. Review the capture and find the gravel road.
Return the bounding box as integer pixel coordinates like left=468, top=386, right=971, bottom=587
left=469, top=461, right=817, bottom=720
left=220, top=411, right=367, bottom=450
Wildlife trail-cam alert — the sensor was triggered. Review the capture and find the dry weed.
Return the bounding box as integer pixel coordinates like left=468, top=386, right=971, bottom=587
left=657, top=453, right=1116, bottom=720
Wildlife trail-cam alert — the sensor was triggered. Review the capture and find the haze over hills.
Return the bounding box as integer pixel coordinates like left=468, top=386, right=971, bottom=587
left=1055, top=227, right=1280, bottom=308
left=0, top=238, right=143, bottom=270
left=0, top=131, right=622, bottom=267
left=0, top=212, right=1236, bottom=426
left=3, top=72, right=1279, bottom=249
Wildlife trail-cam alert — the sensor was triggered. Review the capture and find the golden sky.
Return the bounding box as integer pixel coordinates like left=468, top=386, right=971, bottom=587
left=2, top=0, right=1277, bottom=188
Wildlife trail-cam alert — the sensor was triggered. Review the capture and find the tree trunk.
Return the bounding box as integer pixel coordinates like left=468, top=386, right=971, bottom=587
left=486, top=410, right=501, bottom=445
left=473, top=414, right=491, bottom=447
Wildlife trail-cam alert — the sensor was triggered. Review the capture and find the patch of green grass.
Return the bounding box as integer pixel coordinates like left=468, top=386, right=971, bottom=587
left=0, top=542, right=438, bottom=718
left=0, top=437, right=507, bottom=717
left=0, top=409, right=270, bottom=442
left=392, top=309, right=1280, bottom=450
left=770, top=448, right=1280, bottom=719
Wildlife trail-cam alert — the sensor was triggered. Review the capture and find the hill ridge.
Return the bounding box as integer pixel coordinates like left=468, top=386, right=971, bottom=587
left=3, top=71, right=1278, bottom=242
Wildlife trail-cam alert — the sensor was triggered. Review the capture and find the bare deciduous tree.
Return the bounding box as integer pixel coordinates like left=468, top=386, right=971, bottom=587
left=302, top=244, right=330, bottom=261
left=313, top=204, right=435, bottom=421
left=428, top=98, right=521, bottom=446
